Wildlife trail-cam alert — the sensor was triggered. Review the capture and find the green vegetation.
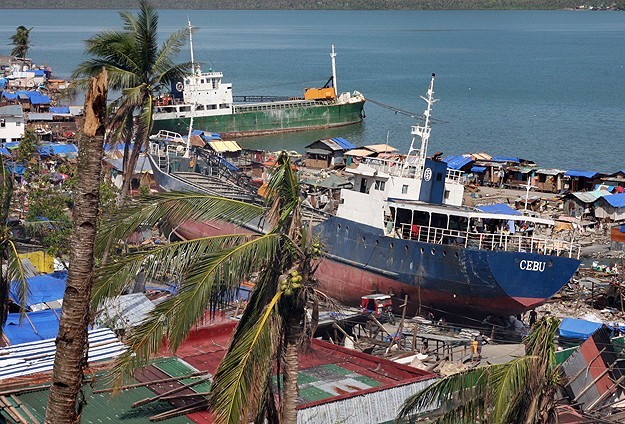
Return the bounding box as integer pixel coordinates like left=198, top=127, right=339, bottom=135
left=93, top=152, right=322, bottom=422
left=9, top=25, right=33, bottom=58
left=398, top=317, right=562, bottom=424
left=2, top=0, right=622, bottom=10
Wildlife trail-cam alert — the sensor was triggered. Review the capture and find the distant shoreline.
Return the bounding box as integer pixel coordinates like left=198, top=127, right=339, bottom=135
left=2, top=1, right=622, bottom=11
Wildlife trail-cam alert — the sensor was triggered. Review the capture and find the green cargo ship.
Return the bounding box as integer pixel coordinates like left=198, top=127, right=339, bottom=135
left=152, top=28, right=365, bottom=138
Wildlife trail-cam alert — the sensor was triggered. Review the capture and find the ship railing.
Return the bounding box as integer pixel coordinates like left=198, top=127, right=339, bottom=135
left=361, top=157, right=417, bottom=178
left=445, top=169, right=466, bottom=184
left=397, top=223, right=580, bottom=259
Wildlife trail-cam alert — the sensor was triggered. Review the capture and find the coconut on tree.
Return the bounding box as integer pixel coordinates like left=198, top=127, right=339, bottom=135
left=72, top=0, right=191, bottom=199
left=93, top=152, right=322, bottom=423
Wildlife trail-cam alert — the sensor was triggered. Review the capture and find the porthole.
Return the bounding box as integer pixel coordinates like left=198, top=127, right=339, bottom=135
left=431, top=248, right=436, bottom=255
left=419, top=247, right=424, bottom=254
left=443, top=250, right=447, bottom=257
left=338, top=223, right=341, bottom=229
left=454, top=252, right=459, bottom=258
left=405, top=245, right=410, bottom=252
left=375, top=240, right=379, bottom=245
left=390, top=243, right=394, bottom=249
left=548, top=260, right=553, bottom=267
left=362, top=236, right=366, bottom=242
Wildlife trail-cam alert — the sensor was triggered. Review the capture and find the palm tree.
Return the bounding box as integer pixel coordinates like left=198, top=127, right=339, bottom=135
left=397, top=317, right=562, bottom=424
left=10, top=25, right=33, bottom=59
left=93, top=152, right=320, bottom=423
left=44, top=69, right=109, bottom=424
left=72, top=0, right=191, bottom=199
left=0, top=155, right=30, bottom=338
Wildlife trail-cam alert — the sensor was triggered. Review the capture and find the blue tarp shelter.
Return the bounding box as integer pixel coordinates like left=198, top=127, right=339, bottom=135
left=2, top=309, right=61, bottom=344
left=565, top=170, right=597, bottom=179
left=330, top=137, right=356, bottom=150
left=0, top=147, right=10, bottom=156
left=10, top=274, right=66, bottom=308
left=49, top=106, right=70, bottom=114
left=476, top=203, right=522, bottom=216
left=559, top=317, right=603, bottom=340
left=471, top=166, right=487, bottom=173
left=442, top=155, right=473, bottom=170
left=602, top=193, right=625, bottom=208
left=38, top=143, right=78, bottom=156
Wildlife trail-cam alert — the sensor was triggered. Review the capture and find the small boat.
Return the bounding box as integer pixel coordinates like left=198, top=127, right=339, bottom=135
left=152, top=21, right=366, bottom=138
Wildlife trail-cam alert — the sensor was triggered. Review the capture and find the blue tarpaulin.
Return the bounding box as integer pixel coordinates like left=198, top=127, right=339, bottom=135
left=3, top=309, right=61, bottom=344
left=471, top=166, right=487, bottom=173
left=330, top=137, right=356, bottom=150
left=565, top=169, right=597, bottom=179
left=10, top=274, right=67, bottom=308
left=602, top=193, right=625, bottom=208
left=442, top=155, right=473, bottom=170
left=477, top=203, right=522, bottom=216
left=492, top=156, right=520, bottom=163
left=49, top=106, right=70, bottom=114
left=37, top=144, right=78, bottom=156
left=0, top=147, right=10, bottom=156
left=5, top=164, right=26, bottom=175
left=559, top=317, right=603, bottom=340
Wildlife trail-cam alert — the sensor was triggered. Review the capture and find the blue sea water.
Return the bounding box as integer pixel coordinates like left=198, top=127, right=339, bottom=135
left=1, top=9, right=624, bottom=171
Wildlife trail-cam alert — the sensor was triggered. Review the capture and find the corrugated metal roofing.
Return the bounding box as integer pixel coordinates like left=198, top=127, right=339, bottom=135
left=0, top=104, right=23, bottom=117
left=306, top=148, right=331, bottom=155
left=207, top=140, right=241, bottom=153
left=28, top=112, right=54, bottom=121
left=602, top=192, right=625, bottom=208
left=442, top=155, right=473, bottom=170
left=330, top=137, right=356, bottom=150
left=95, top=293, right=155, bottom=330
left=536, top=168, right=565, bottom=176
left=0, top=328, right=126, bottom=381
left=476, top=203, right=521, bottom=216
left=470, top=166, right=487, bottom=173
left=565, top=169, right=597, bottom=179
left=570, top=189, right=610, bottom=204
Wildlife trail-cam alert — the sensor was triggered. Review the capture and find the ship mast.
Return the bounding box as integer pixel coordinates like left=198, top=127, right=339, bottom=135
left=406, top=73, right=437, bottom=180
left=331, top=45, right=338, bottom=97
left=188, top=20, right=199, bottom=76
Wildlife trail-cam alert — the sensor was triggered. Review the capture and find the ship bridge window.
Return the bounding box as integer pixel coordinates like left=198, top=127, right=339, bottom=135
left=201, top=79, right=205, bottom=84
left=179, top=106, right=191, bottom=112
left=209, top=105, right=217, bottom=110
left=401, top=185, right=408, bottom=194
left=185, top=79, right=190, bottom=84
left=196, top=105, right=205, bottom=111
left=374, top=180, right=385, bottom=191
left=219, top=104, right=230, bottom=109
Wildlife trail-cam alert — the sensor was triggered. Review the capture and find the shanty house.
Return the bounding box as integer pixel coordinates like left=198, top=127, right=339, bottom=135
left=563, top=189, right=610, bottom=218
left=0, top=105, right=24, bottom=142
left=595, top=193, right=625, bottom=222
left=305, top=137, right=356, bottom=169
left=533, top=169, right=566, bottom=193
left=564, top=170, right=602, bottom=192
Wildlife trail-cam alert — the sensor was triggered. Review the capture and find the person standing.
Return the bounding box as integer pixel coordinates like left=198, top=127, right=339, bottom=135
left=529, top=309, right=538, bottom=327
left=475, top=332, right=484, bottom=361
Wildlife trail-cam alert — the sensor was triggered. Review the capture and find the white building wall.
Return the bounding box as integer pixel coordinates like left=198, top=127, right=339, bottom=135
left=0, top=115, right=24, bottom=142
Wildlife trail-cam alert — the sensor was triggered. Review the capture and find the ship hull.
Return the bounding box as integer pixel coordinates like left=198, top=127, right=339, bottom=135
left=314, top=216, right=580, bottom=319
left=152, top=100, right=365, bottom=137
left=149, top=158, right=580, bottom=320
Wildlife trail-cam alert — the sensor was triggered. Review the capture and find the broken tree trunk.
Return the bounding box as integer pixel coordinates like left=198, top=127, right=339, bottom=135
left=44, top=69, right=108, bottom=424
